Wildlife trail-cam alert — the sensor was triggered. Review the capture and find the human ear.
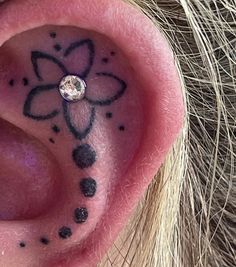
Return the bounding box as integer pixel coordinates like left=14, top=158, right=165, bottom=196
left=0, top=0, right=184, bottom=266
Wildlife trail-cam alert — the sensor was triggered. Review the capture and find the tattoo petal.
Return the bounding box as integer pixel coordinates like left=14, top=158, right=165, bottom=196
left=63, top=100, right=96, bottom=140
left=23, top=84, right=60, bottom=120
left=31, top=51, right=68, bottom=81
left=64, top=39, right=95, bottom=79
left=85, top=72, right=127, bottom=106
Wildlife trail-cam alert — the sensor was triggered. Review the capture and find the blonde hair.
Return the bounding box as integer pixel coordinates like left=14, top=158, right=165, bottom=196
left=100, top=1, right=236, bottom=266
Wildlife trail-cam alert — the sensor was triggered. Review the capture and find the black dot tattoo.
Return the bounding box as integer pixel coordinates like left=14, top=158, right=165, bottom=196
left=40, top=237, right=50, bottom=245
left=119, top=125, right=125, bottom=131
left=23, top=77, right=29, bottom=86
left=74, top=207, right=88, bottom=224
left=50, top=32, right=57, bottom=38
left=102, top=57, right=109, bottom=64
left=54, top=44, right=62, bottom=52
left=52, top=125, right=60, bottom=134
left=49, top=138, right=55, bottom=144
left=72, top=144, right=96, bottom=169
left=58, top=226, right=72, bottom=239
left=19, top=242, right=26, bottom=248
left=106, top=112, right=113, bottom=119
left=80, top=178, right=97, bottom=197
left=111, top=51, right=116, bottom=56
left=9, top=79, right=14, bottom=86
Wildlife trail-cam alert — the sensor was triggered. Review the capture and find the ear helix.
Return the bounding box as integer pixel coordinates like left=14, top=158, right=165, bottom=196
left=0, top=0, right=184, bottom=266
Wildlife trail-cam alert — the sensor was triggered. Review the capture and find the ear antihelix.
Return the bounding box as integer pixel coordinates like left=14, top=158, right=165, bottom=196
left=0, top=0, right=184, bottom=266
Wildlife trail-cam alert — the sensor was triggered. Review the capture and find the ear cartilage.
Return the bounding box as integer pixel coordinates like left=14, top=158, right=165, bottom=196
left=59, top=75, right=86, bottom=102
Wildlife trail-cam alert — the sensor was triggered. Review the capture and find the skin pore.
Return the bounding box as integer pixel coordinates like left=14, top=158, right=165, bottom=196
left=0, top=0, right=184, bottom=266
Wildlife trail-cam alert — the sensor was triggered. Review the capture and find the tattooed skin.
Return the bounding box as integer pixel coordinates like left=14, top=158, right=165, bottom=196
left=0, top=25, right=143, bottom=252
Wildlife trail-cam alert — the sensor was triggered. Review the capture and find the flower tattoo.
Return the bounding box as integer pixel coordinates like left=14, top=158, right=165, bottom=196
left=23, top=39, right=127, bottom=140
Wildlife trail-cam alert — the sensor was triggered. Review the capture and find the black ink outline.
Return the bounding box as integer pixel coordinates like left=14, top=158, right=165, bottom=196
left=31, top=51, right=68, bottom=81
left=64, top=39, right=95, bottom=79
left=63, top=101, right=95, bottom=140
left=24, top=39, right=127, bottom=141
left=85, top=72, right=127, bottom=106
left=23, top=84, right=60, bottom=120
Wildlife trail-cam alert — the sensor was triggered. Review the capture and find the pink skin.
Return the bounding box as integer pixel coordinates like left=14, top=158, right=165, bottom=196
left=0, top=1, right=184, bottom=267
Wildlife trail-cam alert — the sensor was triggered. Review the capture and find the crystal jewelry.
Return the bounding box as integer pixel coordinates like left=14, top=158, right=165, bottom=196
left=59, top=75, right=86, bottom=102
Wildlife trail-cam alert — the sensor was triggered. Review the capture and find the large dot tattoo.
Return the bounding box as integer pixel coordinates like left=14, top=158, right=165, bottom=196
left=72, top=144, right=96, bottom=169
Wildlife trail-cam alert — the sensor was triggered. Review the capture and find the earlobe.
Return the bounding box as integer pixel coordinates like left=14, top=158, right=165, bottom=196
left=0, top=0, right=184, bottom=266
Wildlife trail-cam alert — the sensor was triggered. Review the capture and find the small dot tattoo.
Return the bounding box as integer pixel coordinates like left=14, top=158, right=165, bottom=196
left=106, top=112, right=113, bottom=119
left=19, top=242, right=26, bottom=248
left=111, top=51, right=116, bottom=56
left=40, top=237, right=50, bottom=245
left=58, top=226, right=72, bottom=239
left=119, top=125, right=125, bottom=131
left=50, top=32, right=57, bottom=38
left=23, top=77, right=29, bottom=86
left=54, top=44, right=62, bottom=52
left=52, top=125, right=60, bottom=134
left=9, top=79, right=14, bottom=86
left=102, top=57, right=109, bottom=64
left=80, top=178, right=97, bottom=197
left=49, top=138, right=55, bottom=144
left=74, top=207, right=88, bottom=224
